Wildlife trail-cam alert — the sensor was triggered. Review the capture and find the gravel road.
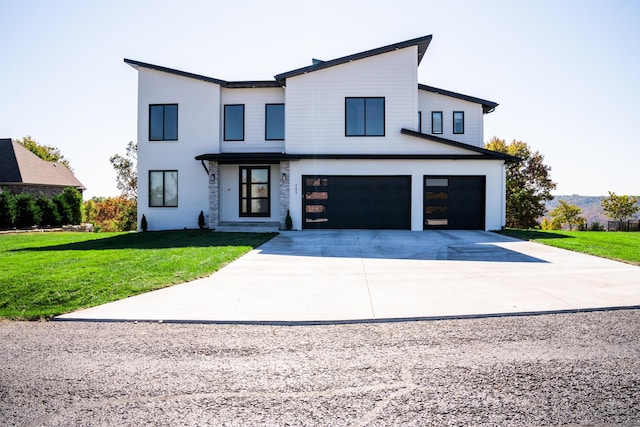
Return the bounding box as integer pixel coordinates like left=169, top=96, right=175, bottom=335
left=1, top=310, right=639, bottom=426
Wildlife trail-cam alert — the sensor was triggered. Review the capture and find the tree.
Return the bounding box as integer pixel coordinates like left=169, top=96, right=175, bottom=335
left=15, top=136, right=73, bottom=171
left=109, top=141, right=137, bottom=199
left=0, top=190, right=15, bottom=229
left=549, top=200, right=585, bottom=231
left=601, top=191, right=640, bottom=228
left=14, top=193, right=41, bottom=228
left=485, top=138, right=557, bottom=229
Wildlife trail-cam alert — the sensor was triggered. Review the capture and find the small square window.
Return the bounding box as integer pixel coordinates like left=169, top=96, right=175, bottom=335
left=345, top=97, right=385, bottom=136
left=453, top=111, right=464, bottom=134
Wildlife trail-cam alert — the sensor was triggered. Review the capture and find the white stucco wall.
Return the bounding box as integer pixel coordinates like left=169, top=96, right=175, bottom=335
left=136, top=68, right=220, bottom=231
left=286, top=158, right=506, bottom=231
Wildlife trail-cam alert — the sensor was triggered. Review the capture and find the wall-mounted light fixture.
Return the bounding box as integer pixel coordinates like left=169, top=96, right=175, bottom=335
left=281, top=172, right=287, bottom=183
left=210, top=173, right=216, bottom=183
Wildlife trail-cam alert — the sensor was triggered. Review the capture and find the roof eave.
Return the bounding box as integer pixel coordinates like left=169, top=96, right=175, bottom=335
left=418, top=84, right=499, bottom=114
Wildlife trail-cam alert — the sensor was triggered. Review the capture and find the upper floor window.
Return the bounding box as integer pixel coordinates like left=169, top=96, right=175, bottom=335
left=431, top=111, right=443, bottom=134
left=149, top=170, right=178, bottom=207
left=453, top=111, right=465, bottom=134
left=149, top=104, right=178, bottom=141
left=224, top=104, right=244, bottom=141
left=345, top=97, right=385, bottom=136
left=265, top=104, right=285, bottom=140
left=418, top=111, right=423, bottom=133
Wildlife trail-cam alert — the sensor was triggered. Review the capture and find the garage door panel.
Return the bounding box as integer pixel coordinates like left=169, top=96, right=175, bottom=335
left=424, top=176, right=485, bottom=230
left=303, top=176, right=410, bottom=229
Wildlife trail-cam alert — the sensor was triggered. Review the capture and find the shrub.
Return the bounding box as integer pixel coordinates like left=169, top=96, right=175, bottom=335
left=88, top=196, right=137, bottom=232
left=141, top=214, right=148, bottom=232
left=285, top=209, right=293, bottom=230
left=36, top=196, right=61, bottom=227
left=14, top=193, right=41, bottom=228
left=0, top=190, right=15, bottom=229
left=52, top=194, right=72, bottom=225
left=589, top=221, right=604, bottom=231
left=60, top=187, right=83, bottom=224
left=198, top=210, right=206, bottom=229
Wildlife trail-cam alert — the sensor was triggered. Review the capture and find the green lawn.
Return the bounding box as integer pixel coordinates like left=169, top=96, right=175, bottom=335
left=0, top=230, right=276, bottom=320
left=498, top=229, right=640, bottom=266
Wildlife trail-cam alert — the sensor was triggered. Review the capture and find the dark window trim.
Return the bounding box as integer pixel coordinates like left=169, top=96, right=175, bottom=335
left=265, top=103, right=285, bottom=141
left=148, top=170, right=178, bottom=208
left=344, top=97, right=385, bottom=137
left=431, top=111, right=443, bottom=134
left=239, top=166, right=271, bottom=217
left=149, top=104, right=178, bottom=141
left=224, top=104, right=245, bottom=141
left=453, top=111, right=465, bottom=134
left=418, top=111, right=422, bottom=133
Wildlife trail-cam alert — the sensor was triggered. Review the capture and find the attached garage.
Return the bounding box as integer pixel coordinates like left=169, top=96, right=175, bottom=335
left=424, top=175, right=486, bottom=230
left=303, top=175, right=411, bottom=229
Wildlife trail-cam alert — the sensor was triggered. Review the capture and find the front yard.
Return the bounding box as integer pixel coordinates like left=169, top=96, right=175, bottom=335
left=498, top=229, right=640, bottom=266
left=0, top=230, right=275, bottom=320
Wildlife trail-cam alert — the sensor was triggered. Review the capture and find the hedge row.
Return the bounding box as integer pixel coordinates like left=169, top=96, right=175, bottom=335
left=0, top=187, right=83, bottom=229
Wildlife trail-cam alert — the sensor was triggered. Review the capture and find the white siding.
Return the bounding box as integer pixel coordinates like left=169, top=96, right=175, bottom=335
left=285, top=47, right=422, bottom=154
left=418, top=91, right=485, bottom=147
left=287, top=159, right=505, bottom=231
left=221, top=87, right=285, bottom=153
left=136, top=68, right=219, bottom=231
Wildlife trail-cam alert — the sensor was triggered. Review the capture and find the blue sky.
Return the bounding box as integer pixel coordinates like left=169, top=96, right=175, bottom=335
left=1, top=0, right=638, bottom=198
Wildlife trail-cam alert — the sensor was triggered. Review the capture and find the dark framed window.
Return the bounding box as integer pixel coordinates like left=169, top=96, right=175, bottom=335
left=418, top=111, right=422, bottom=133
left=149, top=104, right=178, bottom=141
left=239, top=166, right=270, bottom=217
left=149, top=170, right=178, bottom=207
left=345, top=97, right=385, bottom=136
left=265, top=104, right=285, bottom=140
left=431, top=111, right=443, bottom=134
left=224, top=104, right=244, bottom=141
left=453, top=111, right=464, bottom=134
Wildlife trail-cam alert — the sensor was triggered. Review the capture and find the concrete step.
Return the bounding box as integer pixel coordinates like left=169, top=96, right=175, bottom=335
left=215, top=221, right=281, bottom=233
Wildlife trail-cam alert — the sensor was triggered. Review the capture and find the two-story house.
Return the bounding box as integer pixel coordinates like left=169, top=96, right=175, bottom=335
left=126, top=35, right=517, bottom=232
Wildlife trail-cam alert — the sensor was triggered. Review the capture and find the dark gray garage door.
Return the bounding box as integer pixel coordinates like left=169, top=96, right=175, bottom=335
left=303, top=175, right=411, bottom=229
left=424, top=176, right=485, bottom=230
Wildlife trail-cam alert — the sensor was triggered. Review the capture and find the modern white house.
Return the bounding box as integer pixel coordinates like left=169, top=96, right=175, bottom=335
left=126, top=35, right=517, bottom=232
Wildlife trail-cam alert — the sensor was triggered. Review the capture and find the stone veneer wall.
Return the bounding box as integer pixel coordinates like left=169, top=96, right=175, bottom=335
left=207, top=161, right=220, bottom=228
left=279, top=161, right=290, bottom=230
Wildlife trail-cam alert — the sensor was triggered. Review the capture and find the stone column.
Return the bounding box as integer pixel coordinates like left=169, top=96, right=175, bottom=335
left=208, top=161, right=219, bottom=228
left=279, top=161, right=290, bottom=230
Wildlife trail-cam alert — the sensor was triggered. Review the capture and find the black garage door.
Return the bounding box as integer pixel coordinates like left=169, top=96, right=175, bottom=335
left=303, top=175, right=411, bottom=229
left=424, top=176, right=485, bottom=230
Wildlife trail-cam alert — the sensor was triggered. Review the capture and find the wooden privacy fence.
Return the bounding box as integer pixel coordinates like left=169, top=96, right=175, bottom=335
left=607, top=220, right=640, bottom=231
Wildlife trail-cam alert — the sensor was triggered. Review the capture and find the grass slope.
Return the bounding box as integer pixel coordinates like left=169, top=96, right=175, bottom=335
left=499, top=229, right=640, bottom=266
left=0, top=230, right=275, bottom=320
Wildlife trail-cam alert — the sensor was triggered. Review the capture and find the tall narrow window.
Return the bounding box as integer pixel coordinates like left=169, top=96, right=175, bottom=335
left=418, top=111, right=422, bottom=133
left=431, top=111, right=443, bottom=134
left=149, top=170, right=178, bottom=207
left=240, top=166, right=270, bottom=217
left=265, top=104, right=285, bottom=140
left=345, top=97, right=385, bottom=136
left=224, top=104, right=244, bottom=141
left=149, top=104, right=178, bottom=141
left=453, top=111, right=465, bottom=134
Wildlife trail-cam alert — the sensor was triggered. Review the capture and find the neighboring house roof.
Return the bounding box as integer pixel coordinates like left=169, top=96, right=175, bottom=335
left=0, top=138, right=85, bottom=189
left=274, top=34, right=432, bottom=84
left=400, top=129, right=520, bottom=163
left=418, top=84, right=498, bottom=114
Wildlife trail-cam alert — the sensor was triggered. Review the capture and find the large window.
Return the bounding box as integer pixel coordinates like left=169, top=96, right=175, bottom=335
left=224, top=104, right=244, bottom=141
left=431, top=111, right=443, bottom=134
left=453, top=111, right=465, bottom=134
left=149, top=170, right=178, bottom=207
left=240, top=166, right=270, bottom=217
left=345, top=97, right=385, bottom=136
left=149, top=104, right=178, bottom=141
left=265, top=104, right=285, bottom=140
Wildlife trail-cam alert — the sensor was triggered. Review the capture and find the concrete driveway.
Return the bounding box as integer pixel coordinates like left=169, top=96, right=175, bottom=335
left=56, top=230, right=640, bottom=323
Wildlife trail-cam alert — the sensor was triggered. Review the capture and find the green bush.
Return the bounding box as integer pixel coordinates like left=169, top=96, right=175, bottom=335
left=589, top=221, right=604, bottom=231
left=141, top=214, right=148, bottom=232
left=52, top=195, right=72, bottom=225
left=0, top=190, right=15, bottom=229
left=14, top=193, right=41, bottom=228
left=60, top=187, right=83, bottom=224
left=36, top=196, right=61, bottom=227
left=198, top=210, right=206, bottom=229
